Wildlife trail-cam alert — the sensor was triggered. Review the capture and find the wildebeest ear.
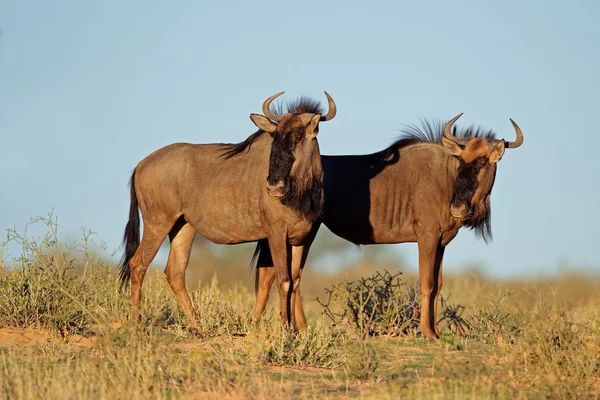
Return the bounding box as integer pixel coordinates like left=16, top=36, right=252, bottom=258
left=441, top=136, right=463, bottom=157
left=250, top=114, right=278, bottom=133
left=489, top=140, right=506, bottom=163
left=305, top=114, right=321, bottom=139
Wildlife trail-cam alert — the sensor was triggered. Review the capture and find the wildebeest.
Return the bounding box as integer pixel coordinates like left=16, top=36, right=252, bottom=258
left=251, top=114, right=523, bottom=339
left=118, top=92, right=337, bottom=335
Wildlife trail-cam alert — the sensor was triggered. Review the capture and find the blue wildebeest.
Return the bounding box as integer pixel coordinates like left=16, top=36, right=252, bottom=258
left=119, top=92, right=337, bottom=335
left=251, top=114, right=523, bottom=339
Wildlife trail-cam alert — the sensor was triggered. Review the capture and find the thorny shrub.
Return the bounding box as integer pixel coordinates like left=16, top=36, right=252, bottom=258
left=317, top=270, right=470, bottom=338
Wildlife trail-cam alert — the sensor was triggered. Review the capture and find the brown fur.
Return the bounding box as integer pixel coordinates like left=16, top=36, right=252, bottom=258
left=251, top=117, right=523, bottom=339
left=119, top=93, right=336, bottom=335
left=460, top=138, right=489, bottom=162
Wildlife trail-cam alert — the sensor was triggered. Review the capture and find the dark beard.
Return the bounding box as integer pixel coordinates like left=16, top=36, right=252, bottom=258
left=281, top=175, right=324, bottom=221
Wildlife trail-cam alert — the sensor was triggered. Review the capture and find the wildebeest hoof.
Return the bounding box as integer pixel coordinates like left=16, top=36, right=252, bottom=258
left=189, top=326, right=203, bottom=338
left=420, top=328, right=441, bottom=341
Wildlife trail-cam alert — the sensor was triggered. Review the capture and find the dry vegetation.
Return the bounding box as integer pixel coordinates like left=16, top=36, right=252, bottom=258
left=0, top=214, right=599, bottom=399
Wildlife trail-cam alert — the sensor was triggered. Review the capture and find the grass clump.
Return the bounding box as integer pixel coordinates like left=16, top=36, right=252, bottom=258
left=505, top=305, right=600, bottom=396
left=212, top=317, right=347, bottom=369
left=0, top=213, right=123, bottom=335
left=461, top=286, right=527, bottom=344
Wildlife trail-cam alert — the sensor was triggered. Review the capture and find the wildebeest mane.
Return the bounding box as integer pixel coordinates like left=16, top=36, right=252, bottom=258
left=220, top=130, right=266, bottom=159
left=220, top=96, right=324, bottom=159
left=374, top=118, right=497, bottom=161
left=269, top=96, right=324, bottom=116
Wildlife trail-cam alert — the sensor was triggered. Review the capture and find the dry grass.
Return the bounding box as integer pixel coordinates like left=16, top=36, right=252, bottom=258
left=0, top=214, right=599, bottom=399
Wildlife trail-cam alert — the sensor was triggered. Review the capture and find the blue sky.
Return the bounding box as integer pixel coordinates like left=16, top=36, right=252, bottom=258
left=1, top=1, right=599, bottom=278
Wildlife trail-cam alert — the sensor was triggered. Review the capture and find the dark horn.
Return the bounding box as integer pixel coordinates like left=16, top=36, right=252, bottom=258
left=443, top=113, right=467, bottom=145
left=320, top=91, right=337, bottom=121
left=505, top=118, right=524, bottom=149
left=262, top=92, right=285, bottom=122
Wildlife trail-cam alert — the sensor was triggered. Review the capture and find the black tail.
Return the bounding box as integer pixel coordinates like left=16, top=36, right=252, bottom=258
left=251, top=239, right=273, bottom=293
left=119, top=170, right=140, bottom=289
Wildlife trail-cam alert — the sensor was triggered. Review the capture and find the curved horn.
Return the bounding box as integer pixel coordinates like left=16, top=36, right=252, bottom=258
left=262, top=92, right=285, bottom=122
left=505, top=118, right=524, bottom=149
left=443, top=113, right=467, bottom=145
left=320, top=91, right=337, bottom=121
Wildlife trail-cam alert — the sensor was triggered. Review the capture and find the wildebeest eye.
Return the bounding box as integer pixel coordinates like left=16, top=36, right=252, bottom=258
left=478, top=158, right=488, bottom=167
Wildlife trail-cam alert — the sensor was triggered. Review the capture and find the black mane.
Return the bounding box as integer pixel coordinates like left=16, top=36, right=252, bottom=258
left=220, top=130, right=265, bottom=159
left=220, top=96, right=323, bottom=159
left=270, top=95, right=324, bottom=116
left=374, top=118, right=497, bottom=161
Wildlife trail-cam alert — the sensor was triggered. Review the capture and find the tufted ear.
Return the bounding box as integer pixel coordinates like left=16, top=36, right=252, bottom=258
left=250, top=114, right=278, bottom=133
left=305, top=114, right=321, bottom=139
left=441, top=135, right=463, bottom=157
left=489, top=139, right=506, bottom=163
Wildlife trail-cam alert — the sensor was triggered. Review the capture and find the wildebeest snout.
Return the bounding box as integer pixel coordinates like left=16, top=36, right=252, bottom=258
left=266, top=179, right=288, bottom=198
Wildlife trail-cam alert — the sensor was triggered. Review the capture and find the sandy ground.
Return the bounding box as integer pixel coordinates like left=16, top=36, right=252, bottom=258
left=0, top=327, right=97, bottom=349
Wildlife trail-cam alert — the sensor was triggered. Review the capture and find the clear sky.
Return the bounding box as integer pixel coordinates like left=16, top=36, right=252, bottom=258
left=1, top=0, right=599, bottom=278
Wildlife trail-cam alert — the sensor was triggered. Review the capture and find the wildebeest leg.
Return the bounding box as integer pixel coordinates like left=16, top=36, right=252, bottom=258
left=268, top=235, right=295, bottom=329
left=129, top=221, right=171, bottom=325
left=255, top=227, right=316, bottom=329
left=164, top=220, right=201, bottom=336
left=294, top=284, right=307, bottom=330
left=254, top=264, right=306, bottom=329
left=294, top=227, right=321, bottom=329
left=288, top=245, right=306, bottom=331
left=291, top=228, right=317, bottom=329
left=255, top=266, right=276, bottom=323
left=433, top=246, right=446, bottom=337
left=417, top=235, right=444, bottom=340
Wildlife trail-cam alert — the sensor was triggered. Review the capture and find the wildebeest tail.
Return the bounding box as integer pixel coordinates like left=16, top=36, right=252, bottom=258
left=251, top=239, right=273, bottom=293
left=119, top=170, right=140, bottom=289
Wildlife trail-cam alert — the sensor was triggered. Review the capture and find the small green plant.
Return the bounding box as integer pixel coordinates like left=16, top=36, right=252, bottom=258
left=259, top=323, right=345, bottom=368
left=342, top=340, right=380, bottom=380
